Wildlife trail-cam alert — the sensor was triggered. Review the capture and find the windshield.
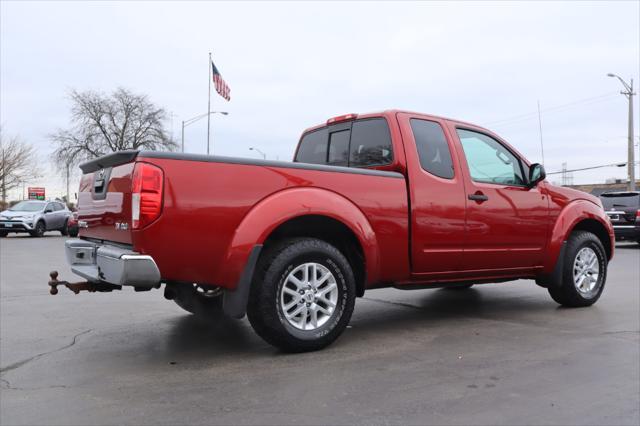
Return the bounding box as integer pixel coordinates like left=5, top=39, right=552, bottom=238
left=8, top=201, right=45, bottom=212
left=600, top=192, right=640, bottom=209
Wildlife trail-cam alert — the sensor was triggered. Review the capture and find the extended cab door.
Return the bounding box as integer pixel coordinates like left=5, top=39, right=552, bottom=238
left=398, top=113, right=467, bottom=275
left=450, top=125, right=549, bottom=271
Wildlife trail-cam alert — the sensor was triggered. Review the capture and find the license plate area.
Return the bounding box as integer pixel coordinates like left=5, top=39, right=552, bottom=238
left=72, top=246, right=97, bottom=265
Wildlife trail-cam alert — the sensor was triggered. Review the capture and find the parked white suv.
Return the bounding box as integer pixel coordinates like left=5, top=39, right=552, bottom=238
left=0, top=200, right=72, bottom=237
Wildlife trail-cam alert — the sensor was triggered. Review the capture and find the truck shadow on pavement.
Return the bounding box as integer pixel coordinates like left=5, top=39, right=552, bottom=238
left=159, top=284, right=556, bottom=357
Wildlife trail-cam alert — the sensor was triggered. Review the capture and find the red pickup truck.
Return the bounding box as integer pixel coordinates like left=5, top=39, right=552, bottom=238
left=58, top=110, right=614, bottom=352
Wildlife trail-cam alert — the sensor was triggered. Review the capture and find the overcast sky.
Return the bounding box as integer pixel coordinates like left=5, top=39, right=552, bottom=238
left=1, top=0, right=639, bottom=198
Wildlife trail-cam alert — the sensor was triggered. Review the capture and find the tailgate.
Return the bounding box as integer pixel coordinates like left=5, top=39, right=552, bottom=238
left=77, top=151, right=139, bottom=245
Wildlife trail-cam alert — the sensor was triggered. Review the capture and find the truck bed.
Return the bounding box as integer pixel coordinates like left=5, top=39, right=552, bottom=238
left=77, top=152, right=410, bottom=289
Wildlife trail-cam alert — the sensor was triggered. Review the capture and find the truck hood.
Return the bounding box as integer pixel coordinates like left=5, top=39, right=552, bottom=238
left=545, top=182, right=603, bottom=209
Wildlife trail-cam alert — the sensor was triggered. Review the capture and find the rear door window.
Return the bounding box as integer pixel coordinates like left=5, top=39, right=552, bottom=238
left=410, top=119, right=454, bottom=179
left=349, top=119, right=393, bottom=167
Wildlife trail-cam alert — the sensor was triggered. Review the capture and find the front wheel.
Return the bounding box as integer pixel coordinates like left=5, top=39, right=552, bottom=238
left=0, top=231, right=8, bottom=238
left=30, top=221, right=46, bottom=238
left=247, top=238, right=356, bottom=353
left=548, top=231, right=607, bottom=307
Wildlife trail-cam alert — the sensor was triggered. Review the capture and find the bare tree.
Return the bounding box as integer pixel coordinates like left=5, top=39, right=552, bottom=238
left=51, top=88, right=177, bottom=167
left=0, top=129, right=41, bottom=204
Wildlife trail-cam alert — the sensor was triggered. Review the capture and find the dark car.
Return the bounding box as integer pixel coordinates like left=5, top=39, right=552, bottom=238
left=600, top=191, right=640, bottom=244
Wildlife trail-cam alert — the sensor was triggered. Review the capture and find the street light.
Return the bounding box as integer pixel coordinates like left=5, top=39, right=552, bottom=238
left=249, top=147, right=266, bottom=160
left=181, top=111, right=229, bottom=153
left=607, top=73, right=636, bottom=191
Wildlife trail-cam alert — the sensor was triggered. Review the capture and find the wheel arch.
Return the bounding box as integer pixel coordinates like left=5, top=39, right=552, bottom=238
left=544, top=200, right=614, bottom=274
left=220, top=187, right=380, bottom=293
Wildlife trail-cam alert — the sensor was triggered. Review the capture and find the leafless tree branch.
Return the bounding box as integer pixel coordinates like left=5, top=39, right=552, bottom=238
left=0, top=128, right=42, bottom=203
left=50, top=88, right=177, bottom=168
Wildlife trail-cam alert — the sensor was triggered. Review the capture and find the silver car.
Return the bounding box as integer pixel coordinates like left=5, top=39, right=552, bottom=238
left=0, top=200, right=73, bottom=238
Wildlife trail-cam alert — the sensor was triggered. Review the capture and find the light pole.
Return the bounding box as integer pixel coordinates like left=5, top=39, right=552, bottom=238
left=181, top=111, right=228, bottom=153
left=249, top=147, right=266, bottom=160
left=607, top=73, right=636, bottom=191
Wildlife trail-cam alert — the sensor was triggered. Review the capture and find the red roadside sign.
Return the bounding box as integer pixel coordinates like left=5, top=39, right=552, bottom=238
left=28, top=187, right=45, bottom=200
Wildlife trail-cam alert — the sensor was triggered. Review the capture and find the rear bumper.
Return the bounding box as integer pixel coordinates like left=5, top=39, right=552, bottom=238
left=65, top=239, right=161, bottom=287
left=612, top=224, right=640, bottom=241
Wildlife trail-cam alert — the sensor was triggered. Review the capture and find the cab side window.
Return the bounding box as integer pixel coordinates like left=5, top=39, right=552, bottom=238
left=410, top=119, right=454, bottom=179
left=457, top=129, right=525, bottom=186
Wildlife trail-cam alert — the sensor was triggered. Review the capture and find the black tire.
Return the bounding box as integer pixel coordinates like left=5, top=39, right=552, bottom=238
left=0, top=231, right=8, bottom=237
left=60, top=219, right=69, bottom=236
left=247, top=238, right=356, bottom=353
left=68, top=226, right=79, bottom=238
left=30, top=221, right=46, bottom=238
left=171, top=283, right=224, bottom=318
left=548, top=231, right=607, bottom=307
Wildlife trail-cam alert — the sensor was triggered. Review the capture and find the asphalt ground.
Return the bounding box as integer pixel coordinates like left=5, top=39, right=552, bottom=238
left=1, top=234, right=638, bottom=426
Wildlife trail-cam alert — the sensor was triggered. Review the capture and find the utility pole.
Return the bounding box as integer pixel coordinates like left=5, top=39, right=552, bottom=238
left=65, top=162, right=70, bottom=205
left=1, top=148, right=5, bottom=205
left=181, top=120, right=185, bottom=153
left=608, top=74, right=636, bottom=191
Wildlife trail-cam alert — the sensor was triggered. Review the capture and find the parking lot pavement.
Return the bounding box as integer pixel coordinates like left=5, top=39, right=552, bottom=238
left=0, top=235, right=638, bottom=426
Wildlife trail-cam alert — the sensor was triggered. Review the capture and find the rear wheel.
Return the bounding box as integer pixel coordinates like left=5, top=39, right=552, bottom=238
left=171, top=283, right=224, bottom=318
left=548, top=231, right=607, bottom=307
left=247, top=238, right=356, bottom=353
left=68, top=226, right=79, bottom=238
left=30, top=221, right=46, bottom=238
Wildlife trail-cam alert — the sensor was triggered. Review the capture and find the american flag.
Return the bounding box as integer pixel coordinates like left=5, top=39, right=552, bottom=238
left=211, top=60, right=231, bottom=101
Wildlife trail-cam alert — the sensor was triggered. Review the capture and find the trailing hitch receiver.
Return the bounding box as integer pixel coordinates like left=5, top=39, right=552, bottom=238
left=48, top=271, right=122, bottom=295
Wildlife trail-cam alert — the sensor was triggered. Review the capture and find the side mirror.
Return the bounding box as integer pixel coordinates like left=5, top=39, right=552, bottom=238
left=528, top=163, right=546, bottom=188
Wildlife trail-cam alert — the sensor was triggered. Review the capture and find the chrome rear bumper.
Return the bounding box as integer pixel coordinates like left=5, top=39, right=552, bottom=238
left=65, top=239, right=161, bottom=287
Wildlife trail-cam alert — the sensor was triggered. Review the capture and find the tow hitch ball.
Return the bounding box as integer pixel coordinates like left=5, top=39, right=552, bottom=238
left=48, top=271, right=122, bottom=295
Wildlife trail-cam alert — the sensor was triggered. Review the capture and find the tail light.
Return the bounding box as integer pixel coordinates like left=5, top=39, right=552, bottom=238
left=131, top=162, right=163, bottom=230
left=636, top=209, right=640, bottom=222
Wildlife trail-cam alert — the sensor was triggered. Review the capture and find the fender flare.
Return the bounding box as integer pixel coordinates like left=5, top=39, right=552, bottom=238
left=221, top=187, right=380, bottom=318
left=543, top=199, right=613, bottom=275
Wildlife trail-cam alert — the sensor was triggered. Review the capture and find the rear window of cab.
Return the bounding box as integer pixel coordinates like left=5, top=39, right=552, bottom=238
left=295, top=118, right=393, bottom=168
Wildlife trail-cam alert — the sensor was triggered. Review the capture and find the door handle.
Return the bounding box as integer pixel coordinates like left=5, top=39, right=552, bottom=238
left=468, top=193, right=489, bottom=202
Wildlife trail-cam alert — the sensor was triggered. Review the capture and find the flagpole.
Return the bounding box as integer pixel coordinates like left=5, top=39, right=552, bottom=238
left=207, top=51, right=212, bottom=155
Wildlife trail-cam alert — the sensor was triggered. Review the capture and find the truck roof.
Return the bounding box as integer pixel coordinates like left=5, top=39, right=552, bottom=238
left=300, top=109, right=492, bottom=136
